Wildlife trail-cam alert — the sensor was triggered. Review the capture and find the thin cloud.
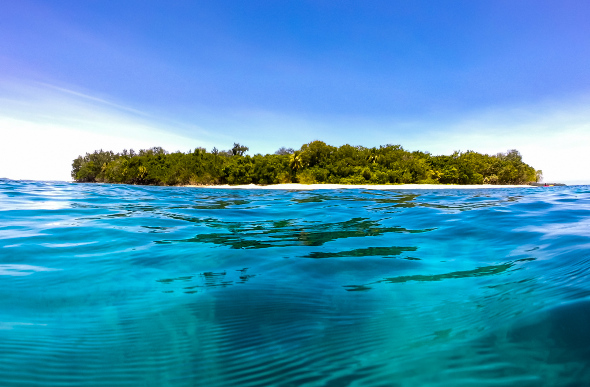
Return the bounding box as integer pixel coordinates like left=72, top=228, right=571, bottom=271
left=0, top=80, right=215, bottom=181
left=37, top=82, right=152, bottom=117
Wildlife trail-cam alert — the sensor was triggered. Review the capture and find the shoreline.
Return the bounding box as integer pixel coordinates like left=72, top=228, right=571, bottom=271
left=183, top=183, right=537, bottom=190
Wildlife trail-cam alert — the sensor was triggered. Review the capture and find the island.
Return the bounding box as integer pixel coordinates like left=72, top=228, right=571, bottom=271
left=71, top=141, right=542, bottom=186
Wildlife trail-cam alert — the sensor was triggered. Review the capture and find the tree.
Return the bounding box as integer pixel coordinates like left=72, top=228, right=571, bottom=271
left=299, top=141, right=335, bottom=168
left=289, top=151, right=303, bottom=172
left=231, top=143, right=249, bottom=156
left=275, top=147, right=294, bottom=155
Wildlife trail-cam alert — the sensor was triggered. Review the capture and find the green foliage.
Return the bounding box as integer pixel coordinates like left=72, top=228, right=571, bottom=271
left=231, top=143, right=249, bottom=156
left=71, top=142, right=540, bottom=186
left=71, top=150, right=118, bottom=182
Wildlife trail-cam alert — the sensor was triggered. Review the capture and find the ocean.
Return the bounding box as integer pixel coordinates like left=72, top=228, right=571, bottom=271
left=1, top=179, right=590, bottom=386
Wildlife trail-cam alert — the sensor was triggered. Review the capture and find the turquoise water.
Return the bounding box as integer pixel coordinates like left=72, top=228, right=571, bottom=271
left=2, top=179, right=590, bottom=386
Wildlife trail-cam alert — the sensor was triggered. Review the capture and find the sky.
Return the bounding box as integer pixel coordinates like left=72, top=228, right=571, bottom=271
left=1, top=0, right=590, bottom=183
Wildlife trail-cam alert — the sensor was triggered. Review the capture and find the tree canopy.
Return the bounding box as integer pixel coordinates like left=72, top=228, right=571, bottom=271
left=71, top=141, right=541, bottom=186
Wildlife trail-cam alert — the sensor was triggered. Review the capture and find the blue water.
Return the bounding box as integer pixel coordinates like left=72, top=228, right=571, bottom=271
left=2, top=179, right=590, bottom=386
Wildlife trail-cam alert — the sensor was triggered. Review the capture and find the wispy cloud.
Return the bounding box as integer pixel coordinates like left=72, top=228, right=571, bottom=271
left=396, top=96, right=590, bottom=184
left=37, top=82, right=152, bottom=117
left=0, top=80, right=215, bottom=181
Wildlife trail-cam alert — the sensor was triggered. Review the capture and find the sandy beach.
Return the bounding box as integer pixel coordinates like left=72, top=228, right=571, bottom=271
left=185, top=183, right=536, bottom=190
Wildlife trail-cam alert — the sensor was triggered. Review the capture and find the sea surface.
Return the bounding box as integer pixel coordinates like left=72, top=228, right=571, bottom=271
left=1, top=179, right=590, bottom=386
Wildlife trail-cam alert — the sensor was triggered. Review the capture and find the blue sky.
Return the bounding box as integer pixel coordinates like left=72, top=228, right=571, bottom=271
left=1, top=0, right=590, bottom=183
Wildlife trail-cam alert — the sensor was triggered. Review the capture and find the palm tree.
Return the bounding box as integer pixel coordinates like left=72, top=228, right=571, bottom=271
left=367, top=149, right=380, bottom=165
left=290, top=151, right=303, bottom=171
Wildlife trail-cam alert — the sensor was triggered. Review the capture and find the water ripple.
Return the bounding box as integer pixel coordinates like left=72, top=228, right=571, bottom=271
left=1, top=180, right=590, bottom=385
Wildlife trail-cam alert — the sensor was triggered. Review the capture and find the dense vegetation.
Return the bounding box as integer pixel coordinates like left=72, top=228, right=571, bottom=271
left=71, top=141, right=542, bottom=185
